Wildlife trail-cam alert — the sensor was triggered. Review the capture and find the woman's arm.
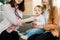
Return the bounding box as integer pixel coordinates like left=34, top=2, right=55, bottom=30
left=43, top=7, right=59, bottom=31
left=43, top=7, right=59, bottom=37
left=2, top=4, right=35, bottom=26
left=21, top=16, right=35, bottom=23
left=2, top=4, right=18, bottom=25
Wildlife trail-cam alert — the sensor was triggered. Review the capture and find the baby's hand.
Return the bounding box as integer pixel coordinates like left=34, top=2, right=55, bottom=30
left=32, top=22, right=37, bottom=27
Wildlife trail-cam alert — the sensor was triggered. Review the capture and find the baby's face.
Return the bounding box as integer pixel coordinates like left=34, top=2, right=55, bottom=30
left=34, top=7, right=42, bottom=16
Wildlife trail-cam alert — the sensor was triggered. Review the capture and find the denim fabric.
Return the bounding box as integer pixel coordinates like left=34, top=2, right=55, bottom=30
left=23, top=28, right=45, bottom=37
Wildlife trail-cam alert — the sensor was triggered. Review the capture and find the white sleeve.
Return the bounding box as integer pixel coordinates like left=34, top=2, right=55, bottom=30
left=2, top=4, right=18, bottom=25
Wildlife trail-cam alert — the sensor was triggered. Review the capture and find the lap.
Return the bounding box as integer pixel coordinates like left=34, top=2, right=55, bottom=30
left=0, top=30, right=19, bottom=40
left=25, top=28, right=44, bottom=34
left=28, top=32, right=59, bottom=40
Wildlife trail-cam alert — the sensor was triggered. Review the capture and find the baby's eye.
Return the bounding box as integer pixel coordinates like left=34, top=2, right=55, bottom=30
left=34, top=10, right=37, bottom=11
left=38, top=9, right=41, bottom=11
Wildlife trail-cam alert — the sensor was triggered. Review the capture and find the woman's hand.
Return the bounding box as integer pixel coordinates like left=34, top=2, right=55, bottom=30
left=6, top=25, right=17, bottom=33
left=51, top=29, right=59, bottom=37
left=43, top=24, right=59, bottom=37
left=16, top=17, right=23, bottom=26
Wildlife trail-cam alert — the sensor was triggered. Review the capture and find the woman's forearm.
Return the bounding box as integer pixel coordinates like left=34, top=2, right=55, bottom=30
left=43, top=24, right=58, bottom=30
left=21, top=17, right=35, bottom=23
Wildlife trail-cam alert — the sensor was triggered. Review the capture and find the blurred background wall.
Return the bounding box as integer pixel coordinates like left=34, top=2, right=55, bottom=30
left=23, top=0, right=33, bottom=14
